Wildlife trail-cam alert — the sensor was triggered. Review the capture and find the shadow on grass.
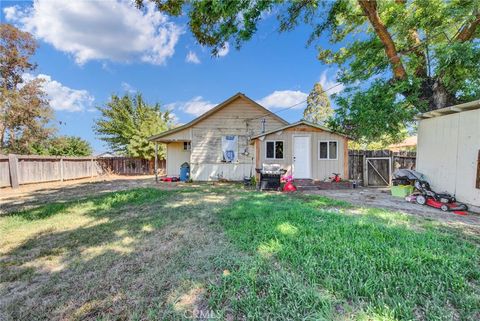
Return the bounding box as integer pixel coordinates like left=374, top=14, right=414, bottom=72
left=210, top=192, right=480, bottom=321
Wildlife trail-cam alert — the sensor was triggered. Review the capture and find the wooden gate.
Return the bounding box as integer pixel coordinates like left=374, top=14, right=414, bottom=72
left=348, top=150, right=416, bottom=186
left=366, top=157, right=391, bottom=187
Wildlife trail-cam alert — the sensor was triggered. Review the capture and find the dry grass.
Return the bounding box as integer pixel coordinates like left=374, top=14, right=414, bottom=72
left=0, top=186, right=242, bottom=320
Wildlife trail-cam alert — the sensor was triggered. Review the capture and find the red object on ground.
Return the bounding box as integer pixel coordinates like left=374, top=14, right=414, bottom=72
left=161, top=177, right=179, bottom=182
left=331, top=173, right=341, bottom=183
left=425, top=198, right=468, bottom=215
left=283, top=181, right=297, bottom=192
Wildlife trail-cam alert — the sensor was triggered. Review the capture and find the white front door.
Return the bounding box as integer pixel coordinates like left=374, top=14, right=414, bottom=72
left=293, top=136, right=311, bottom=178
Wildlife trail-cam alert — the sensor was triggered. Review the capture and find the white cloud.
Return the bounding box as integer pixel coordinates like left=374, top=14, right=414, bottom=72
left=23, top=73, right=94, bottom=112
left=121, top=82, right=136, bottom=93
left=185, top=51, right=200, bottom=64
left=166, top=96, right=216, bottom=117
left=217, top=42, right=230, bottom=57
left=168, top=112, right=179, bottom=124
left=318, top=70, right=344, bottom=96
left=257, top=90, right=308, bottom=109
left=4, top=0, right=183, bottom=65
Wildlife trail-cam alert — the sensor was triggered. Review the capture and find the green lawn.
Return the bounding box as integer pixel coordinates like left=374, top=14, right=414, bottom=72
left=1, top=186, right=479, bottom=320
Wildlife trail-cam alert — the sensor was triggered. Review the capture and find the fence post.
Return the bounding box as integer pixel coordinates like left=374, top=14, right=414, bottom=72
left=60, top=157, right=64, bottom=182
left=362, top=154, right=367, bottom=187
left=91, top=157, right=94, bottom=178
left=8, top=154, right=19, bottom=188
left=154, top=143, right=158, bottom=183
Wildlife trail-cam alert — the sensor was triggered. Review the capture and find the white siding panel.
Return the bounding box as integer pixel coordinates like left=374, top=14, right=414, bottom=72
left=417, top=109, right=480, bottom=206
left=191, top=163, right=254, bottom=181
left=166, top=143, right=190, bottom=176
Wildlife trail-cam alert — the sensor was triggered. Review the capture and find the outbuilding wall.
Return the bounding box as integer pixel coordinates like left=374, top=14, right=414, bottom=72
left=256, top=125, right=348, bottom=180
left=417, top=108, right=480, bottom=206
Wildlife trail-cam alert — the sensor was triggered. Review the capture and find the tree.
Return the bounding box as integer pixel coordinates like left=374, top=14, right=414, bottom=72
left=31, top=136, right=93, bottom=156
left=137, top=0, right=480, bottom=142
left=94, top=94, right=172, bottom=159
left=303, top=83, right=333, bottom=124
left=0, top=23, right=53, bottom=154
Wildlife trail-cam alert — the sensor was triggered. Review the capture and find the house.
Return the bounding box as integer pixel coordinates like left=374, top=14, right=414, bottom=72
left=150, top=92, right=348, bottom=181
left=388, top=136, right=417, bottom=152
left=416, top=99, right=480, bottom=208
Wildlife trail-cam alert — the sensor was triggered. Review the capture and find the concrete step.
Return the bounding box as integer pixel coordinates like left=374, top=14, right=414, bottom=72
left=295, top=179, right=316, bottom=186
left=296, top=185, right=320, bottom=191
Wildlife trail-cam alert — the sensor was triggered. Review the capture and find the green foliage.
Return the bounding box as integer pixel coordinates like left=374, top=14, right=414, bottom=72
left=138, top=0, right=480, bottom=143
left=94, top=94, right=172, bottom=159
left=303, top=82, right=333, bottom=124
left=1, top=24, right=54, bottom=154
left=31, top=135, right=92, bottom=156
left=327, top=79, right=417, bottom=143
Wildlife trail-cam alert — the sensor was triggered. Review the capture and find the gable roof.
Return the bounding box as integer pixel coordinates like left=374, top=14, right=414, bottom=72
left=150, top=92, right=288, bottom=141
left=250, top=120, right=350, bottom=139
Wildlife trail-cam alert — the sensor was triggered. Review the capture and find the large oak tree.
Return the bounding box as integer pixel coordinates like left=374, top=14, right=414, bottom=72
left=137, top=0, right=480, bottom=142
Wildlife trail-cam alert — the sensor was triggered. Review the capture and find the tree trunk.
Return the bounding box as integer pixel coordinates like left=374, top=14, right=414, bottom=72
left=358, top=0, right=407, bottom=80
left=431, top=79, right=456, bottom=110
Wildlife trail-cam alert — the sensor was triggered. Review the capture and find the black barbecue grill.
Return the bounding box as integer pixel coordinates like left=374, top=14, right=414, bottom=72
left=256, top=164, right=287, bottom=191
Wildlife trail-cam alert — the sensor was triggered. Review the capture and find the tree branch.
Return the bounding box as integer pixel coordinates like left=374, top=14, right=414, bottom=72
left=358, top=0, right=407, bottom=80
left=456, top=12, right=480, bottom=42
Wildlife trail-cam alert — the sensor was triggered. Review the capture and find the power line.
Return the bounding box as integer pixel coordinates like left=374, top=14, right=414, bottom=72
left=249, top=82, right=344, bottom=122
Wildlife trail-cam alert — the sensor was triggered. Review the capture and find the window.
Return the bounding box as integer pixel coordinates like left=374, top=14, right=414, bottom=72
left=266, top=141, right=284, bottom=159
left=319, top=141, right=338, bottom=160
left=183, top=142, right=191, bottom=151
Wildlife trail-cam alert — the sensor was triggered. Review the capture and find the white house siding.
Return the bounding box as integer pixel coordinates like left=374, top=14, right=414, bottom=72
left=166, top=142, right=191, bottom=176
left=257, top=125, right=348, bottom=180
left=187, top=97, right=285, bottom=180
left=417, top=109, right=480, bottom=206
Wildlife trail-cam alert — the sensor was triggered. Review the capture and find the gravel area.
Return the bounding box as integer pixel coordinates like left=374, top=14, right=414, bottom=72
left=305, top=188, right=480, bottom=236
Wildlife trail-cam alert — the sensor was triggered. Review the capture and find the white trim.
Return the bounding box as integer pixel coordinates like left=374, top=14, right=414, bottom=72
left=318, top=140, right=338, bottom=160
left=292, top=135, right=311, bottom=179
left=265, top=140, right=284, bottom=160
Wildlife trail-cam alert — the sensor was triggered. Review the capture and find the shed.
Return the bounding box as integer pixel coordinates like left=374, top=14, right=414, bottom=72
left=416, top=99, right=480, bottom=207
left=251, top=120, right=349, bottom=180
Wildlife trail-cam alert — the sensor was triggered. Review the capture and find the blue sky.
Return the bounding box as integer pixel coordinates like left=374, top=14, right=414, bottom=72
left=1, top=0, right=343, bottom=152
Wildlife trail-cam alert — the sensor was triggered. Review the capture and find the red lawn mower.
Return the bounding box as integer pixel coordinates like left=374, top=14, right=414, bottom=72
left=413, top=180, right=468, bottom=215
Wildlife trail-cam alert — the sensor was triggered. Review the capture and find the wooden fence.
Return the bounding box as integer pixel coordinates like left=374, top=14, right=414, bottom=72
left=0, top=155, right=166, bottom=188
left=348, top=150, right=416, bottom=186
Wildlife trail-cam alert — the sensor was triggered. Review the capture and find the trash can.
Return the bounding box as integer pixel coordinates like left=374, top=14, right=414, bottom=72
left=180, top=162, right=190, bottom=182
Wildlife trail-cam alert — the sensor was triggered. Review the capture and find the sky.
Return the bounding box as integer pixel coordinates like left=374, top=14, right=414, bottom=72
left=1, top=0, right=344, bottom=153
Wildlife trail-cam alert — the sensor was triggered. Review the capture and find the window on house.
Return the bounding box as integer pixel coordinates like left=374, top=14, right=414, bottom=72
left=266, top=141, right=284, bottom=159
left=319, top=141, right=338, bottom=160
left=183, top=142, right=191, bottom=151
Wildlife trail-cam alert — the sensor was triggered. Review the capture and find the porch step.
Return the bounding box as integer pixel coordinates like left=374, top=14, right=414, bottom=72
left=295, top=179, right=316, bottom=186
left=294, top=179, right=353, bottom=191
left=296, top=185, right=320, bottom=191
